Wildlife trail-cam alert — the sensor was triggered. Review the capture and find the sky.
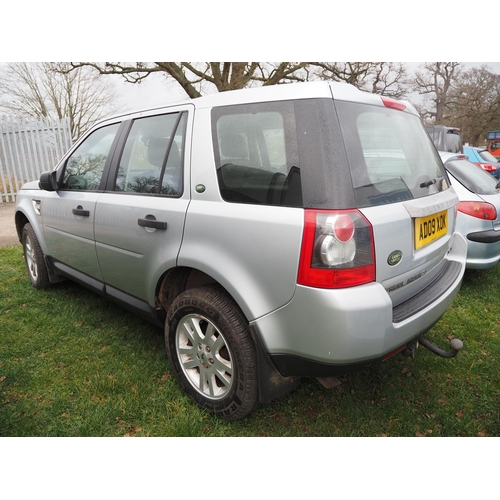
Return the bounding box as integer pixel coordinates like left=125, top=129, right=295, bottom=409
left=112, top=62, right=500, bottom=112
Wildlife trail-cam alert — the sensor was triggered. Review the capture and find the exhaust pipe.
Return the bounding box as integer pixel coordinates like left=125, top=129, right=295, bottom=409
left=418, top=336, right=463, bottom=358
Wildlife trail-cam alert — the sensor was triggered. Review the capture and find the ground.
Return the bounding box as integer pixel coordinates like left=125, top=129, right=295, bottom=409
left=0, top=203, right=19, bottom=246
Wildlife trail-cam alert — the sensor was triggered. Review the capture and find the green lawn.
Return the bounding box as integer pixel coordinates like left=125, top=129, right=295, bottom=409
left=1, top=244, right=499, bottom=437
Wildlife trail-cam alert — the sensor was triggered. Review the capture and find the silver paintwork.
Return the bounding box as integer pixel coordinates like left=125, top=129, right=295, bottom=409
left=15, top=81, right=468, bottom=371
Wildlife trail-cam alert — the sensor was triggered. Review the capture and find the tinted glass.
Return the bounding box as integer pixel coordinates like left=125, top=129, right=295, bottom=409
left=62, top=123, right=120, bottom=190
left=336, top=101, right=450, bottom=207
left=115, top=112, right=185, bottom=196
left=212, top=101, right=302, bottom=207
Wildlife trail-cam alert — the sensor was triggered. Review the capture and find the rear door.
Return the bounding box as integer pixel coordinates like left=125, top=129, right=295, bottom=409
left=335, top=99, right=460, bottom=307
left=94, top=107, right=192, bottom=308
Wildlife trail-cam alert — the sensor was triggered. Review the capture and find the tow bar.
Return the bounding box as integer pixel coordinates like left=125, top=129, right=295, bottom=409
left=402, top=337, right=463, bottom=359
left=418, top=336, right=464, bottom=358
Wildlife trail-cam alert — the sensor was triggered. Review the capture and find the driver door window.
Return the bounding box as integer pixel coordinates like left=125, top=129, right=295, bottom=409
left=61, top=123, right=121, bottom=190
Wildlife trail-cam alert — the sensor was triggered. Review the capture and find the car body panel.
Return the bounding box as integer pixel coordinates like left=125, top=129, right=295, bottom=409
left=440, top=151, right=500, bottom=269
left=15, top=81, right=468, bottom=383
left=41, top=191, right=104, bottom=280
left=94, top=193, right=190, bottom=305
left=253, top=231, right=466, bottom=365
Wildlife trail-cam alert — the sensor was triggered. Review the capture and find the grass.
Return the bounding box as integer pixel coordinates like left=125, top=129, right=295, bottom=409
left=1, top=244, right=499, bottom=437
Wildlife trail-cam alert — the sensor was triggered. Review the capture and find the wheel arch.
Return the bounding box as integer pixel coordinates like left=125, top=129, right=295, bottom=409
left=15, top=210, right=30, bottom=243
left=155, top=266, right=301, bottom=404
left=155, top=266, right=224, bottom=322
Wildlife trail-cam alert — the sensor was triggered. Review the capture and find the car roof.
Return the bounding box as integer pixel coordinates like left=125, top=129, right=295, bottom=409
left=438, top=151, right=468, bottom=163
left=88, top=81, right=420, bottom=132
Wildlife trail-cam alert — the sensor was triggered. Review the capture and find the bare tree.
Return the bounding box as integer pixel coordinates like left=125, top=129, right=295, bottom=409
left=447, top=65, right=500, bottom=145
left=0, top=62, right=123, bottom=140
left=69, top=62, right=309, bottom=99
left=310, top=62, right=409, bottom=98
left=411, top=62, right=463, bottom=124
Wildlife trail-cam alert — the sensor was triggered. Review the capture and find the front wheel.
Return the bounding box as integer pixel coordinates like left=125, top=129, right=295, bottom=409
left=165, top=285, right=259, bottom=421
left=22, top=223, right=50, bottom=289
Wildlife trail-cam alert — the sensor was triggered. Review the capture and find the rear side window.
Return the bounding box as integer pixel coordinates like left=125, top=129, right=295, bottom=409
left=115, top=112, right=186, bottom=196
left=212, top=101, right=302, bottom=207
left=337, top=101, right=450, bottom=207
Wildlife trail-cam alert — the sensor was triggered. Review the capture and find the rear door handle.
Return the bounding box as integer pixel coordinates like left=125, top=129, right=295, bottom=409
left=138, top=218, right=167, bottom=230
left=72, top=207, right=90, bottom=217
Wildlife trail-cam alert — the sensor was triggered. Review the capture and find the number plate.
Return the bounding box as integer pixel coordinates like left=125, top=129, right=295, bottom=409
left=414, top=210, right=448, bottom=250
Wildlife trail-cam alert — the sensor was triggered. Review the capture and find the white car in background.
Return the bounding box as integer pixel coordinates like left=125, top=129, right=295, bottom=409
left=440, top=151, right=500, bottom=269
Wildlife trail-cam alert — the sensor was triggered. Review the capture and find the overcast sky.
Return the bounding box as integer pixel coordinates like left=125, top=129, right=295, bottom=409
left=114, top=62, right=500, bottom=112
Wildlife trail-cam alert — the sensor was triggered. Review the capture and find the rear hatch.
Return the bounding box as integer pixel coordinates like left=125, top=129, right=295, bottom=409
left=333, top=95, right=460, bottom=309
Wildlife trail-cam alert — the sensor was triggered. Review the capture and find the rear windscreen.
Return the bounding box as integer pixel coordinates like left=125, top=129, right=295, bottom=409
left=336, top=101, right=450, bottom=207
left=446, top=159, right=500, bottom=195
left=211, top=98, right=451, bottom=210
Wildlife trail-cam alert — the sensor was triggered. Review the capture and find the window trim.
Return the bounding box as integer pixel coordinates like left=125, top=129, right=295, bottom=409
left=58, top=121, right=125, bottom=192
left=105, top=111, right=188, bottom=198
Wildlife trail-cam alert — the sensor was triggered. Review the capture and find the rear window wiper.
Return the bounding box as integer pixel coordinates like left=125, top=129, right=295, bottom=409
left=420, top=177, right=444, bottom=188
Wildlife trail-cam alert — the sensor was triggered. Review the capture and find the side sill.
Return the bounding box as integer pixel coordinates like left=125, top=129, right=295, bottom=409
left=50, top=259, right=162, bottom=327
left=51, top=260, right=105, bottom=295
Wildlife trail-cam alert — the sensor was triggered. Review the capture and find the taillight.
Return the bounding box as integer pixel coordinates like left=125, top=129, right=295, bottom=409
left=476, top=162, right=496, bottom=173
left=298, top=209, right=375, bottom=288
left=458, top=201, right=497, bottom=220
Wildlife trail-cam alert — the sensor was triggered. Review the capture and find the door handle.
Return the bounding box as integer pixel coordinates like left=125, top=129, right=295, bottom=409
left=138, top=218, right=167, bottom=230
left=72, top=207, right=90, bottom=217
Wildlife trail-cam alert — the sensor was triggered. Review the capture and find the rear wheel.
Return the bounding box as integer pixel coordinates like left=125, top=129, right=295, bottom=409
left=165, top=285, right=259, bottom=421
left=22, top=223, right=50, bottom=289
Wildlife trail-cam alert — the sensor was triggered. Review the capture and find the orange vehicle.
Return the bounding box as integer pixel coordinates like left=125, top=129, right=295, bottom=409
left=487, top=130, right=500, bottom=158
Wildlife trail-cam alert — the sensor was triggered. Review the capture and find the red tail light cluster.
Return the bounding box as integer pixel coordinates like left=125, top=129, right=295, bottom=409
left=298, top=209, right=375, bottom=289
left=475, top=162, right=497, bottom=173
left=458, top=201, right=497, bottom=220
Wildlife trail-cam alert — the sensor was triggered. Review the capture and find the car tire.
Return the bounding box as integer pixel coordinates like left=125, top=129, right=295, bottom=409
left=165, top=285, right=259, bottom=421
left=22, top=223, right=50, bottom=289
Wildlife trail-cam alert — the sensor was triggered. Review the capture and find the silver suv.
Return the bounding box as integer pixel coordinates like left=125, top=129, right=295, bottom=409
left=15, top=82, right=468, bottom=420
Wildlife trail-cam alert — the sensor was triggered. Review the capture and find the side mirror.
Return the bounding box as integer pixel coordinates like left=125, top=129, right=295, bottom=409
left=39, top=170, right=58, bottom=191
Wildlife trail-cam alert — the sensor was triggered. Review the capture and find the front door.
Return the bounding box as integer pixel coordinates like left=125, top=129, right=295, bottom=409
left=42, top=122, right=122, bottom=283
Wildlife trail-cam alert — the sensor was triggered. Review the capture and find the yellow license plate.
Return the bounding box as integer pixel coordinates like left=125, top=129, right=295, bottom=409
left=414, top=210, right=448, bottom=249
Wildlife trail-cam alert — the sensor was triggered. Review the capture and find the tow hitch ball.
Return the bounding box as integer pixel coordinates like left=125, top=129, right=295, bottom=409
left=403, top=337, right=464, bottom=359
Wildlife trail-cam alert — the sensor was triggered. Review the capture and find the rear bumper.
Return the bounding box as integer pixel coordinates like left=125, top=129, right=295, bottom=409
left=251, top=232, right=467, bottom=377
left=467, top=229, right=500, bottom=244
left=465, top=230, right=500, bottom=269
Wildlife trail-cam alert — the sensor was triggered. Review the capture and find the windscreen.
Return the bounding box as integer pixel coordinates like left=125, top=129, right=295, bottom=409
left=336, top=101, right=450, bottom=208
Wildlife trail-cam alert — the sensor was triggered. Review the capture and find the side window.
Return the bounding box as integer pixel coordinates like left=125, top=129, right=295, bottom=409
left=61, top=123, right=121, bottom=190
left=115, top=112, right=186, bottom=196
left=212, top=102, right=302, bottom=207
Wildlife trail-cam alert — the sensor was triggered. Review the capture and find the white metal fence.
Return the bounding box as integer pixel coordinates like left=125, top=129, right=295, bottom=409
left=0, top=116, right=72, bottom=202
